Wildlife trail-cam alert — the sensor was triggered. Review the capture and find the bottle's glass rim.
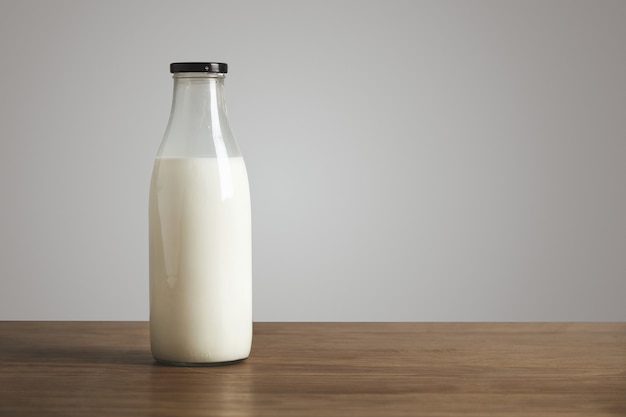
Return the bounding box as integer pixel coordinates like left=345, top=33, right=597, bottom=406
left=172, top=73, right=226, bottom=79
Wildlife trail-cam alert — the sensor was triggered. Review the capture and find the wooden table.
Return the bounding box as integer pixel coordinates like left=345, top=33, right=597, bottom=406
left=1, top=322, right=625, bottom=416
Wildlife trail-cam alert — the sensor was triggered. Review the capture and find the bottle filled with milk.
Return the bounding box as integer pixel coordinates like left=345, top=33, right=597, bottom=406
left=149, top=62, right=251, bottom=365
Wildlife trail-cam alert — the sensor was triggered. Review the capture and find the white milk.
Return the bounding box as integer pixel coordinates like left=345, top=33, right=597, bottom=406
left=149, top=157, right=252, bottom=364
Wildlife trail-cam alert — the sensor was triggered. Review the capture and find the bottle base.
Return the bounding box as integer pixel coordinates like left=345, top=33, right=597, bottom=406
left=154, top=357, right=248, bottom=367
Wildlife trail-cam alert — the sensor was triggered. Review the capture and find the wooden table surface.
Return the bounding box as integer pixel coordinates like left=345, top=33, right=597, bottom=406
left=0, top=322, right=625, bottom=416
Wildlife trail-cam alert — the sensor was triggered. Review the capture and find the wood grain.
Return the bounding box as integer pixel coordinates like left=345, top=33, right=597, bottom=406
left=0, top=322, right=624, bottom=416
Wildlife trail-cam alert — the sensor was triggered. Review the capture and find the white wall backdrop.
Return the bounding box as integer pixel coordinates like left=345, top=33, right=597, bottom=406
left=1, top=0, right=625, bottom=321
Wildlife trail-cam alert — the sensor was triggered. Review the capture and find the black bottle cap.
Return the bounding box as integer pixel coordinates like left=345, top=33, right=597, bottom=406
left=170, top=62, right=228, bottom=73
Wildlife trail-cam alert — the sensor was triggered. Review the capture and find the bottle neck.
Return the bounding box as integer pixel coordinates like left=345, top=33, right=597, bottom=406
left=159, top=72, right=240, bottom=158
left=170, top=73, right=229, bottom=126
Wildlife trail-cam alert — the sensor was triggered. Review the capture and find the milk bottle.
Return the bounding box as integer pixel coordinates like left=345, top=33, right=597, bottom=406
left=149, top=62, right=252, bottom=365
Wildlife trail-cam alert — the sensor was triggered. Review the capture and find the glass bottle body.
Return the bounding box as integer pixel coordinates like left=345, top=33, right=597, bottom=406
left=149, top=70, right=252, bottom=365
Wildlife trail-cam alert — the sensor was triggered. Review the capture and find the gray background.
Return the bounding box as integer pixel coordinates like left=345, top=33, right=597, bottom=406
left=1, top=0, right=625, bottom=321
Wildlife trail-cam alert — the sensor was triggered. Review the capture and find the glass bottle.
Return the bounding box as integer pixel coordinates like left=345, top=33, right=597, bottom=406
left=149, top=62, right=252, bottom=365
